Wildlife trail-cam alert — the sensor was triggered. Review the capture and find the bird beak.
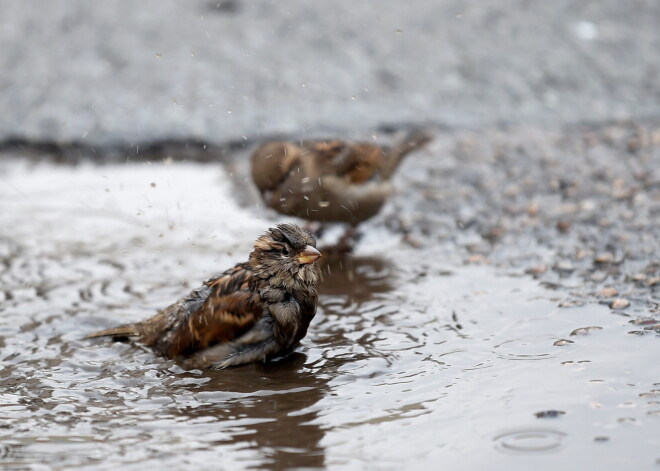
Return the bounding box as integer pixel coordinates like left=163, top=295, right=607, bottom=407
left=297, top=245, right=321, bottom=264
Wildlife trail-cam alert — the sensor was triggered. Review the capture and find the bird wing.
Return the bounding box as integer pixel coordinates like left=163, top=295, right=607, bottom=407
left=341, top=144, right=382, bottom=183
left=251, top=142, right=301, bottom=192
left=307, top=140, right=365, bottom=177
left=307, top=140, right=384, bottom=183
left=140, top=264, right=266, bottom=359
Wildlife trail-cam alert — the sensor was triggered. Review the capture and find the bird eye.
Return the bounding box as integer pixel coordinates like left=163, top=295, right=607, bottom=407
left=281, top=246, right=290, bottom=256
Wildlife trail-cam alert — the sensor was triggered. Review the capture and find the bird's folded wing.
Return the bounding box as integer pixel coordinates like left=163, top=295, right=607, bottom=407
left=251, top=142, right=301, bottom=191
left=182, top=290, right=264, bottom=353
left=205, top=264, right=253, bottom=295
left=148, top=264, right=265, bottom=358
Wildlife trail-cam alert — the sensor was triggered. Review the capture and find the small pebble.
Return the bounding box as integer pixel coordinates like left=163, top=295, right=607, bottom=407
left=534, top=410, right=565, bottom=418
left=403, top=234, right=423, bottom=248
left=627, top=136, right=641, bottom=153
left=576, top=249, right=590, bottom=260
left=580, top=199, right=597, bottom=211
left=594, top=252, right=614, bottom=264
left=554, top=261, right=574, bottom=273
left=647, top=277, right=660, bottom=287
left=559, top=300, right=583, bottom=308
left=597, top=287, right=618, bottom=298
left=639, top=392, right=660, bottom=398
left=556, top=220, right=571, bottom=233
left=527, top=201, right=539, bottom=216
left=609, top=298, right=630, bottom=309
left=466, top=254, right=488, bottom=264
left=570, top=326, right=603, bottom=336
left=644, top=324, right=660, bottom=332
left=526, top=263, right=547, bottom=275
left=617, top=417, right=636, bottom=424
left=629, top=317, right=658, bottom=326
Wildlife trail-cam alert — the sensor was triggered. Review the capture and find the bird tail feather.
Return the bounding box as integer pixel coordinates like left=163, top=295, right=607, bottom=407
left=381, top=129, right=433, bottom=178
left=84, top=324, right=140, bottom=340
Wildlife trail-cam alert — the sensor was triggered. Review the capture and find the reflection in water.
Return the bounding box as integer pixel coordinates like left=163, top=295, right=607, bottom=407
left=317, top=253, right=394, bottom=302
left=173, top=354, right=330, bottom=470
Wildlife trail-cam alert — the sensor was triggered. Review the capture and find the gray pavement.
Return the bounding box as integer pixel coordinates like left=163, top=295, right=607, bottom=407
left=2, top=0, right=660, bottom=146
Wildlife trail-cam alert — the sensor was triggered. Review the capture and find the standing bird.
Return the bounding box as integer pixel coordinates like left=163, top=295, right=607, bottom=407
left=251, top=130, right=433, bottom=226
left=85, top=224, right=321, bottom=369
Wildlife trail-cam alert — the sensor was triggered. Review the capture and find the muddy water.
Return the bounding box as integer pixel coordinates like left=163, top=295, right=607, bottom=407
left=0, top=159, right=659, bottom=470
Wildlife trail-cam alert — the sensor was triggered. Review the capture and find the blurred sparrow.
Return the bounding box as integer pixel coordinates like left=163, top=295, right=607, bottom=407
left=86, top=224, right=321, bottom=369
left=251, top=130, right=433, bottom=226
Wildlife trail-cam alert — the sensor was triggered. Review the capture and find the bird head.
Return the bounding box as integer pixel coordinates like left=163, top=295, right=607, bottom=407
left=249, top=224, right=321, bottom=288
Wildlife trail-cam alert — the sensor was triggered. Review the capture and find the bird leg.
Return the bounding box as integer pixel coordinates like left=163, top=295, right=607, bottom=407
left=336, top=226, right=357, bottom=253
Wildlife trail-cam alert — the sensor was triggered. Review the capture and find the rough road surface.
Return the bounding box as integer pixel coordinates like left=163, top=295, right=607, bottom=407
left=1, top=0, right=659, bottom=145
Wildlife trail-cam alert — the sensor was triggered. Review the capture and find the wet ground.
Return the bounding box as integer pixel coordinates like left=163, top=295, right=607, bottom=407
left=1, top=121, right=660, bottom=470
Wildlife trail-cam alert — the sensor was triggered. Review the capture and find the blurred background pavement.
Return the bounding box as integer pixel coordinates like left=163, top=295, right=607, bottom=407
left=1, top=0, right=659, bottom=147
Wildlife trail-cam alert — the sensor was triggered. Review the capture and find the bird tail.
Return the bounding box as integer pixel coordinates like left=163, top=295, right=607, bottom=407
left=381, top=129, right=433, bottom=178
left=84, top=324, right=141, bottom=340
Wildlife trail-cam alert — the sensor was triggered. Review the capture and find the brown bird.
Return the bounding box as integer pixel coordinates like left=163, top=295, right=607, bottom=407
left=251, top=130, right=433, bottom=226
left=85, top=224, right=321, bottom=369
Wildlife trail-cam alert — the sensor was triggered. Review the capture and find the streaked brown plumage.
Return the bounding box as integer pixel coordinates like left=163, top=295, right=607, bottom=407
left=86, top=224, right=321, bottom=369
left=251, top=130, right=433, bottom=225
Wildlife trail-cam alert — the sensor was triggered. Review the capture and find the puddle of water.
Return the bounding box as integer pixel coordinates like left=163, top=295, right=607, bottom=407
left=1, top=159, right=659, bottom=470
